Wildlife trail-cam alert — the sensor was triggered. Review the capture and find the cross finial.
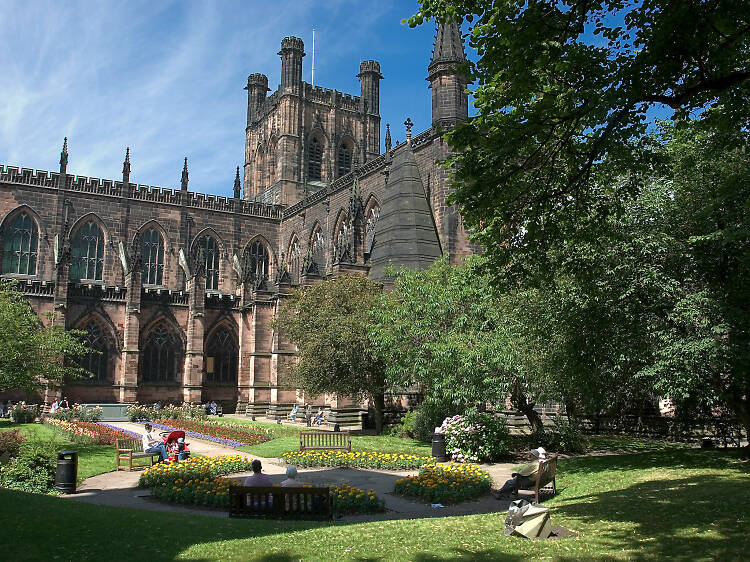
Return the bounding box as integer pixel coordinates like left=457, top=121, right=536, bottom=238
left=233, top=166, right=242, bottom=199
left=122, top=147, right=131, bottom=183
left=181, top=157, right=189, bottom=190
left=404, top=118, right=414, bottom=141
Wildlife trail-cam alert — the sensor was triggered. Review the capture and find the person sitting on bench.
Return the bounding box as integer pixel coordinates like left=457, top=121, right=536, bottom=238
left=312, top=408, right=324, bottom=425
left=142, top=423, right=169, bottom=462
left=288, top=405, right=299, bottom=421
left=493, top=447, right=548, bottom=499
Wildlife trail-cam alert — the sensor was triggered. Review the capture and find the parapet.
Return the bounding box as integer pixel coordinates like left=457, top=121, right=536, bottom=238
left=280, top=36, right=305, bottom=53
left=358, top=60, right=382, bottom=77
left=247, top=73, right=269, bottom=89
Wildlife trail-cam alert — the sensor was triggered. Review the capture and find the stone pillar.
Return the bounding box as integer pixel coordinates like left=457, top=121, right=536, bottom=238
left=119, top=262, right=142, bottom=403
left=182, top=274, right=205, bottom=404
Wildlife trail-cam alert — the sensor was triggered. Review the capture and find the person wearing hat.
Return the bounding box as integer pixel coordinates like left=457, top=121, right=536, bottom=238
left=493, top=447, right=549, bottom=499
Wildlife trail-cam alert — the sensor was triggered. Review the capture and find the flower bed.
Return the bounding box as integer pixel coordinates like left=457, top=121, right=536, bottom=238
left=394, top=463, right=492, bottom=504
left=331, top=483, right=385, bottom=514
left=150, top=475, right=234, bottom=508
left=137, top=420, right=271, bottom=447
left=45, top=419, right=136, bottom=445
left=282, top=450, right=435, bottom=470
left=138, top=455, right=255, bottom=488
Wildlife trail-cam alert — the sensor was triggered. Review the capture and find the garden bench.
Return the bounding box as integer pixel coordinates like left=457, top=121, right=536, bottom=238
left=228, top=485, right=332, bottom=520
left=299, top=430, right=351, bottom=452
left=115, top=438, right=160, bottom=471
left=532, top=455, right=558, bottom=504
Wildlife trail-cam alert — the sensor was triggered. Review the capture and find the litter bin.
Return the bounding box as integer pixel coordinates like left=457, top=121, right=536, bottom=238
left=432, top=432, right=447, bottom=462
left=55, top=450, right=78, bottom=493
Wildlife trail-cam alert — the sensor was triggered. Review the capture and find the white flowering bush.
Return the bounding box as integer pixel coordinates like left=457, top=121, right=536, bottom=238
left=439, top=413, right=511, bottom=463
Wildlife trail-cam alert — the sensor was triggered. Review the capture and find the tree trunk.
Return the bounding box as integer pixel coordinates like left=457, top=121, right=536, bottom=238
left=372, top=390, right=385, bottom=435
left=510, top=381, right=544, bottom=434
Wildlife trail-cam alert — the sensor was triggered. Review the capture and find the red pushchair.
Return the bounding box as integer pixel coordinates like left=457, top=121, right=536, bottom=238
left=161, top=430, right=190, bottom=462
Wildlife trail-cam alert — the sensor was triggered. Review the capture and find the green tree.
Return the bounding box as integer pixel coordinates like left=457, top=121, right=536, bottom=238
left=370, top=257, right=552, bottom=431
left=0, top=280, right=93, bottom=393
left=274, top=274, right=387, bottom=433
left=408, top=0, right=750, bottom=281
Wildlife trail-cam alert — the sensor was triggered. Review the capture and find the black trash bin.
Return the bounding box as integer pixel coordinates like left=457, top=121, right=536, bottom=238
left=55, top=450, right=78, bottom=493
left=432, top=432, right=447, bottom=462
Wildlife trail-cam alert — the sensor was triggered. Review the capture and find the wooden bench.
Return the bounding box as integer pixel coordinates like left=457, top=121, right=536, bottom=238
left=228, top=485, right=332, bottom=520
left=532, top=455, right=558, bottom=503
left=299, top=430, right=351, bottom=452
left=116, top=438, right=161, bottom=471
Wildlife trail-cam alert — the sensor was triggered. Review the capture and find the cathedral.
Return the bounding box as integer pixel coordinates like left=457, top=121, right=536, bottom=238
left=0, top=24, right=473, bottom=419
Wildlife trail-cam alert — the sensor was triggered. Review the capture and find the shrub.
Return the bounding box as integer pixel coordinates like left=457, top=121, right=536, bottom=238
left=51, top=405, right=103, bottom=422
left=0, top=430, right=24, bottom=462
left=413, top=401, right=455, bottom=442
left=10, top=404, right=40, bottom=424
left=127, top=403, right=206, bottom=422
left=530, top=417, right=589, bottom=454
left=388, top=410, right=417, bottom=438
left=395, top=463, right=492, bottom=504
left=0, top=441, right=57, bottom=493
left=439, top=413, right=512, bottom=463
left=282, top=450, right=434, bottom=470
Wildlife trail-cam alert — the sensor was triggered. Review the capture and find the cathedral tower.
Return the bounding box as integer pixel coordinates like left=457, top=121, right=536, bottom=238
left=427, top=23, right=469, bottom=128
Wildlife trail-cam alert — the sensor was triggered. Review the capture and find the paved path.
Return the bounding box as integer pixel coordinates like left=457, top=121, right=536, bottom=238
left=66, top=420, right=519, bottom=521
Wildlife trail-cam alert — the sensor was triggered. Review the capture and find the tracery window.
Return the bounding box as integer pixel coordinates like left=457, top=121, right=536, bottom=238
left=337, top=142, right=353, bottom=177
left=311, top=228, right=325, bottom=269
left=245, top=241, right=269, bottom=280
left=141, top=325, right=180, bottom=383
left=70, top=221, right=104, bottom=281
left=2, top=212, right=38, bottom=275
left=205, top=327, right=238, bottom=384
left=76, top=322, right=109, bottom=383
left=195, top=236, right=219, bottom=290
left=308, top=137, right=322, bottom=181
left=141, top=227, right=165, bottom=285
left=366, top=205, right=380, bottom=254
left=288, top=240, right=300, bottom=284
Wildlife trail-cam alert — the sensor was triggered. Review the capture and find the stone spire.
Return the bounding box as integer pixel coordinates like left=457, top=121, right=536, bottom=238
left=429, top=22, right=467, bottom=69
left=233, top=166, right=241, bottom=199
left=122, top=147, right=131, bottom=184
left=59, top=137, right=68, bottom=175
left=181, top=157, right=189, bottom=191
left=368, top=135, right=442, bottom=281
left=385, top=123, right=392, bottom=151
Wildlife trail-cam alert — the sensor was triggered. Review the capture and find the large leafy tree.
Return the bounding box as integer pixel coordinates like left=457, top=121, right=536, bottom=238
left=274, top=274, right=387, bottom=433
left=408, top=0, right=750, bottom=282
left=0, top=280, right=93, bottom=393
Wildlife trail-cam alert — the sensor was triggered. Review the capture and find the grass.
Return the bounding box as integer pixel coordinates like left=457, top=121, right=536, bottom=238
left=221, top=418, right=432, bottom=458
left=0, top=420, right=115, bottom=483
left=2, top=445, right=748, bottom=560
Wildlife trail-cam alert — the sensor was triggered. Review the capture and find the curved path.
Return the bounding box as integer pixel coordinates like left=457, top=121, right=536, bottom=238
left=65, top=420, right=518, bottom=521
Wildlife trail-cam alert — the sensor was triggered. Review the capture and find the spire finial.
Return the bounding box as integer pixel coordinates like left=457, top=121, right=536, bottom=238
left=385, top=123, right=392, bottom=151
left=181, top=157, right=189, bottom=190
left=59, top=137, right=69, bottom=174
left=122, top=147, right=131, bottom=183
left=233, top=166, right=242, bottom=199
left=404, top=118, right=414, bottom=142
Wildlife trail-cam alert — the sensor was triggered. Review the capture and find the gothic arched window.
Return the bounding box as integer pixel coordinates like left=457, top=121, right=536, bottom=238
left=366, top=205, right=380, bottom=255
left=195, top=235, right=219, bottom=290
left=308, top=137, right=322, bottom=181
left=70, top=221, right=105, bottom=281
left=288, top=239, right=301, bottom=284
left=246, top=241, right=269, bottom=280
left=2, top=212, right=38, bottom=275
left=311, top=228, right=325, bottom=270
left=77, top=322, right=109, bottom=382
left=141, top=227, right=165, bottom=285
left=205, top=327, right=238, bottom=384
left=337, top=141, right=353, bottom=177
left=141, top=325, right=181, bottom=383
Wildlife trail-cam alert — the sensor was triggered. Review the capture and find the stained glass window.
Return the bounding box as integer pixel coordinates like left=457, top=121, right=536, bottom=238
left=70, top=221, right=104, bottom=281
left=141, top=228, right=164, bottom=285
left=2, top=212, right=38, bottom=275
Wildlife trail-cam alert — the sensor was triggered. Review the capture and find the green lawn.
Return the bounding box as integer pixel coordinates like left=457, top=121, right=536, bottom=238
left=2, top=446, right=748, bottom=560
left=0, top=420, right=115, bottom=483
left=222, top=418, right=432, bottom=458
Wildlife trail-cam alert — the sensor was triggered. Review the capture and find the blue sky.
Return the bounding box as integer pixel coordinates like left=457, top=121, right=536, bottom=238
left=0, top=0, right=465, bottom=198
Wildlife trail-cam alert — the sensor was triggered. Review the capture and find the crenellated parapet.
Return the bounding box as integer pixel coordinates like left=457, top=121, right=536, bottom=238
left=0, top=164, right=284, bottom=220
